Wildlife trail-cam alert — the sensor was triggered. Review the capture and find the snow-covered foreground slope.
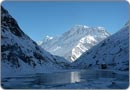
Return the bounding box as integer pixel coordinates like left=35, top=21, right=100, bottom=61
left=38, top=25, right=110, bottom=62
left=1, top=6, right=70, bottom=77
left=72, top=23, right=129, bottom=71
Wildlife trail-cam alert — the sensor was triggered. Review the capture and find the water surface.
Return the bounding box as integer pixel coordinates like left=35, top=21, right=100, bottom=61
left=2, top=70, right=129, bottom=89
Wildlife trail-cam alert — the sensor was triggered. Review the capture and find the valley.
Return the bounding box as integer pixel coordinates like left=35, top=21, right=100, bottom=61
left=1, top=5, right=129, bottom=89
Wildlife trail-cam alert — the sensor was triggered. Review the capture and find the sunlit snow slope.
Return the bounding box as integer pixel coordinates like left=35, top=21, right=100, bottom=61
left=72, top=23, right=129, bottom=71
left=39, top=25, right=110, bottom=62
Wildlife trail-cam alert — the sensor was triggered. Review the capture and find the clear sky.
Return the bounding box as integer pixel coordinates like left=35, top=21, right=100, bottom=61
left=2, top=1, right=129, bottom=41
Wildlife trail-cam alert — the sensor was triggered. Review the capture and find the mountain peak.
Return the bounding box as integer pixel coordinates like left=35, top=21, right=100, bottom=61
left=71, top=25, right=90, bottom=31
left=45, top=35, right=53, bottom=40
left=74, top=25, right=89, bottom=28
left=96, top=26, right=106, bottom=30
left=72, top=24, right=129, bottom=71
left=39, top=25, right=110, bottom=61
left=42, top=35, right=53, bottom=42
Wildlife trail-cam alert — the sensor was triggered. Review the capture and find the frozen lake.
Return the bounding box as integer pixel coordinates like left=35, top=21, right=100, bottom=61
left=1, top=69, right=129, bottom=89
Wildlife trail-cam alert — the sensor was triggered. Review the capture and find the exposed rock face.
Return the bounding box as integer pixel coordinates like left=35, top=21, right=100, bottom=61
left=1, top=6, right=70, bottom=76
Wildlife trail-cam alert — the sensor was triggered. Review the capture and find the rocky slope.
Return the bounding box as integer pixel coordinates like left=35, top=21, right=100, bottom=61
left=1, top=6, right=70, bottom=77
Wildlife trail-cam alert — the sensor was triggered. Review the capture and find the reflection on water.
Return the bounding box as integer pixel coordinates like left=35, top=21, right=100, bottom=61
left=71, top=71, right=81, bottom=83
left=32, top=71, right=81, bottom=85
left=1, top=70, right=129, bottom=89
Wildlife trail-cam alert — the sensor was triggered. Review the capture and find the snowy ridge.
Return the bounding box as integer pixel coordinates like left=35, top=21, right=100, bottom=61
left=37, top=35, right=53, bottom=45
left=1, top=6, right=70, bottom=77
left=72, top=23, right=129, bottom=71
left=39, top=25, right=110, bottom=62
left=71, top=35, right=97, bottom=61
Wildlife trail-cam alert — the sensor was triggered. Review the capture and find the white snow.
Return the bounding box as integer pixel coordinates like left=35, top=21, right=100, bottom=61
left=1, top=7, right=70, bottom=78
left=45, top=35, right=53, bottom=40
left=80, top=35, right=97, bottom=44
left=36, top=41, right=43, bottom=45
left=83, top=25, right=89, bottom=28
left=39, top=25, right=110, bottom=61
left=97, top=26, right=105, bottom=30
left=53, top=46, right=61, bottom=51
left=72, top=23, right=129, bottom=71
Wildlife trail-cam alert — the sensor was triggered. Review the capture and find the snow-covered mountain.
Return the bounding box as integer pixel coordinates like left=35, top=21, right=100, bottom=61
left=72, top=23, right=129, bottom=71
left=38, top=25, right=110, bottom=62
left=1, top=6, right=70, bottom=77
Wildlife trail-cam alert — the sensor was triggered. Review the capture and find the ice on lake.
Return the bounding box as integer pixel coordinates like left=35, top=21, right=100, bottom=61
left=1, top=69, right=129, bottom=89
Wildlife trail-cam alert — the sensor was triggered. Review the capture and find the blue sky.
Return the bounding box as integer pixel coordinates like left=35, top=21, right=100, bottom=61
left=2, top=1, right=129, bottom=41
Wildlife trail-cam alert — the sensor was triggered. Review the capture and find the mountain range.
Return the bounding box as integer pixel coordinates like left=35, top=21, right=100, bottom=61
left=1, top=6, right=128, bottom=78
left=38, top=25, right=110, bottom=62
